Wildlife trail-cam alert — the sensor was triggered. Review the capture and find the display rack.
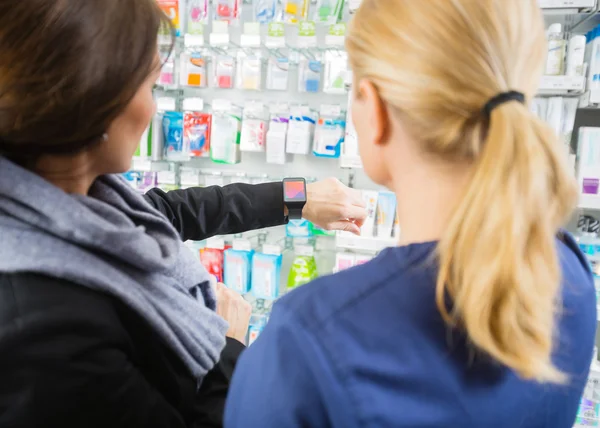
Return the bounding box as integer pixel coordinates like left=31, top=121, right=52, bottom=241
left=335, top=231, right=395, bottom=253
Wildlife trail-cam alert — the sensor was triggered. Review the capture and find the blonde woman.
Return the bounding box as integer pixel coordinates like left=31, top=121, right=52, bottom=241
left=225, top=1, right=597, bottom=427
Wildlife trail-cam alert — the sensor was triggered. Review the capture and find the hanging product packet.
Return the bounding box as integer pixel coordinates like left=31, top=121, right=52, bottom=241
left=157, top=0, right=182, bottom=36
left=287, top=245, right=319, bottom=289
left=298, top=60, right=322, bottom=93
left=180, top=52, right=207, bottom=88
left=163, top=111, right=188, bottom=161
left=214, top=0, right=241, bottom=23
left=182, top=98, right=212, bottom=158
left=210, top=100, right=242, bottom=164
left=187, top=0, right=208, bottom=34
left=213, top=55, right=236, bottom=89
left=251, top=245, right=282, bottom=300
left=313, top=104, right=345, bottom=158
left=200, top=239, right=226, bottom=283
left=282, top=0, right=310, bottom=23
left=254, top=0, right=278, bottom=23
left=315, top=0, right=344, bottom=24
left=158, top=51, right=177, bottom=87
left=286, top=106, right=316, bottom=155
left=236, top=51, right=262, bottom=90
left=266, top=57, right=290, bottom=91
left=240, top=102, right=268, bottom=152
left=323, top=51, right=348, bottom=94
left=266, top=105, right=290, bottom=165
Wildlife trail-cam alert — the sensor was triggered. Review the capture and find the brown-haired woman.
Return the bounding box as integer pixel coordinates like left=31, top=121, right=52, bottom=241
left=0, top=1, right=366, bottom=427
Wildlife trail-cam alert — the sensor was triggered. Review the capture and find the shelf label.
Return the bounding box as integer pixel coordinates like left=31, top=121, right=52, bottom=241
left=539, top=75, right=586, bottom=92
left=539, top=0, right=595, bottom=8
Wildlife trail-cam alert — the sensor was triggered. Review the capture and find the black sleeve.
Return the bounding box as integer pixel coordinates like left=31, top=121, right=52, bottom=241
left=0, top=274, right=187, bottom=428
left=193, top=338, right=246, bottom=428
left=144, top=182, right=287, bottom=242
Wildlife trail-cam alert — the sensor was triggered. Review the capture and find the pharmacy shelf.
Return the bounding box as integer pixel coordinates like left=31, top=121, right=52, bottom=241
left=579, top=194, right=600, bottom=210
left=540, top=0, right=596, bottom=11
left=580, top=89, right=600, bottom=107
left=130, top=158, right=172, bottom=172
left=336, top=232, right=396, bottom=253
left=538, top=75, right=587, bottom=95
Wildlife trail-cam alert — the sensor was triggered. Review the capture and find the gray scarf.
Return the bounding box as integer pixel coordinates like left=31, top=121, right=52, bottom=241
left=0, top=157, right=228, bottom=380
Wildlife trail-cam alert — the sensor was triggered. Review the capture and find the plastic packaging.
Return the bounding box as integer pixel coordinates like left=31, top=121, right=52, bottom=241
left=282, top=0, right=309, bottom=23
left=315, top=0, right=344, bottom=24
left=236, top=52, right=262, bottom=90
left=376, top=192, right=396, bottom=239
left=286, top=219, right=312, bottom=237
left=158, top=0, right=182, bottom=36
left=361, top=190, right=379, bottom=237
left=562, top=97, right=579, bottom=146
left=251, top=249, right=282, bottom=300
left=266, top=57, right=290, bottom=91
left=163, top=111, right=187, bottom=161
left=240, top=103, right=268, bottom=152
left=546, top=96, right=564, bottom=138
left=545, top=23, right=566, bottom=76
left=247, top=314, right=269, bottom=345
left=214, top=0, right=241, bottom=23
left=200, top=240, right=225, bottom=283
left=286, top=106, right=316, bottom=155
left=224, top=245, right=254, bottom=294
left=334, top=253, right=355, bottom=272
left=578, top=128, right=600, bottom=200
left=254, top=0, right=277, bottom=23
left=313, top=105, right=345, bottom=158
left=210, top=103, right=242, bottom=164
left=158, top=53, right=177, bottom=87
left=567, top=34, right=586, bottom=77
left=180, top=52, right=207, bottom=88
left=135, top=127, right=152, bottom=159
left=213, top=55, right=236, bottom=89
left=298, top=60, right=322, bottom=93
left=287, top=245, right=318, bottom=289
left=183, top=103, right=211, bottom=158
left=187, top=0, right=208, bottom=34
left=266, top=111, right=289, bottom=164
left=323, top=51, right=348, bottom=94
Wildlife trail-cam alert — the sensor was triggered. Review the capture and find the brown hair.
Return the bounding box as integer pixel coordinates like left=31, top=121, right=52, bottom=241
left=0, top=0, right=172, bottom=157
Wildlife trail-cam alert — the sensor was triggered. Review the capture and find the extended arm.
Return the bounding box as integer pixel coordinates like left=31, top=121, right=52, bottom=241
left=144, top=182, right=286, bottom=242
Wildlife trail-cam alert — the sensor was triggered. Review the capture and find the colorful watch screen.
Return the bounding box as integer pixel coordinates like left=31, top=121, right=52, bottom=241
left=284, top=179, right=306, bottom=202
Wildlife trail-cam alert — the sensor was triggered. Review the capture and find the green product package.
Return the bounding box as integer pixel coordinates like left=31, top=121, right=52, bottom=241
left=309, top=222, right=335, bottom=236
left=287, top=255, right=318, bottom=289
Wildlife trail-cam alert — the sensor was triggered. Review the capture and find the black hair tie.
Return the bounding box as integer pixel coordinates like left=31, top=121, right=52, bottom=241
left=482, top=90, right=525, bottom=118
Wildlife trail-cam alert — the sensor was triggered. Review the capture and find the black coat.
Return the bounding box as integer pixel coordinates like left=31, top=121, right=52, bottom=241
left=0, top=182, right=287, bottom=428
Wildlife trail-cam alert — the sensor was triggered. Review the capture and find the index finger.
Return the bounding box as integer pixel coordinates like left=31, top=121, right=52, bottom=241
left=344, top=204, right=368, bottom=222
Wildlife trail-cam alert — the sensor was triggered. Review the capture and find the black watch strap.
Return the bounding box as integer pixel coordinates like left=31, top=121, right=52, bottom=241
left=287, top=206, right=303, bottom=220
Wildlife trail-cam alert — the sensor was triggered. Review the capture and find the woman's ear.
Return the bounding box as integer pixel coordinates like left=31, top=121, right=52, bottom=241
left=354, top=78, right=390, bottom=146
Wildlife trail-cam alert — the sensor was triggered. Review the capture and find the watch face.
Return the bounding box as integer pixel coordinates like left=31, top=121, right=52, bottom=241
left=284, top=179, right=306, bottom=202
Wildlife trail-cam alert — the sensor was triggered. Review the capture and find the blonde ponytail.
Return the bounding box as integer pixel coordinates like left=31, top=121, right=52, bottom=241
left=436, top=102, right=577, bottom=383
left=347, top=0, right=578, bottom=383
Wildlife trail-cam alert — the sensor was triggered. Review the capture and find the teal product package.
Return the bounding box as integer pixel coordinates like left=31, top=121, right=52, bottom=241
left=286, top=219, right=312, bottom=237
left=224, top=248, right=253, bottom=294
left=162, top=111, right=186, bottom=160
left=251, top=252, right=282, bottom=300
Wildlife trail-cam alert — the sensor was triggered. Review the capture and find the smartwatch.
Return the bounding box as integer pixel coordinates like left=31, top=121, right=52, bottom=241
left=283, top=178, right=307, bottom=220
